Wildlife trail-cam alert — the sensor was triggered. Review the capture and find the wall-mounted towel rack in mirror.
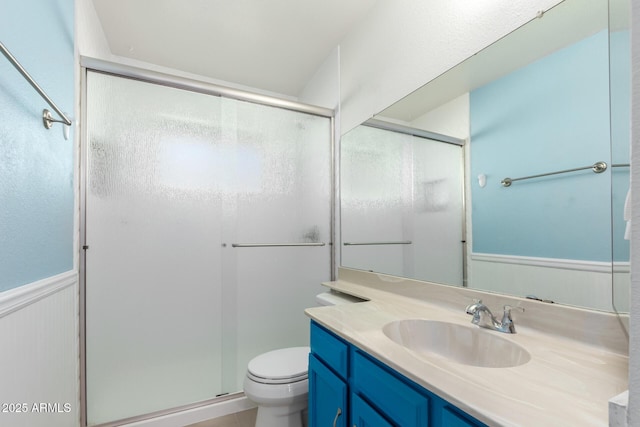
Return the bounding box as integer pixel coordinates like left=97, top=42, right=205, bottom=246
left=231, top=242, right=326, bottom=248
left=501, top=161, right=607, bottom=187
left=0, top=41, right=71, bottom=130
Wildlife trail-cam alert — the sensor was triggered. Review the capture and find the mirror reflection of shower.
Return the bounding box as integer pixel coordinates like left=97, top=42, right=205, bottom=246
left=340, top=0, right=630, bottom=313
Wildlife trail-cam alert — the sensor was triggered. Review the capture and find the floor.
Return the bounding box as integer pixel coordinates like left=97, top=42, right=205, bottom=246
left=185, top=408, right=257, bottom=427
left=185, top=408, right=309, bottom=427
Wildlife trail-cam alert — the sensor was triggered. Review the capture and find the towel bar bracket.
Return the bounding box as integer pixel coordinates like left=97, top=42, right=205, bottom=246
left=42, top=109, right=68, bottom=129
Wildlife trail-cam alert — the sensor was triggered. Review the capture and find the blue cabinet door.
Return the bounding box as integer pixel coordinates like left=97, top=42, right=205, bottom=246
left=352, top=350, right=430, bottom=427
left=351, top=394, right=394, bottom=427
left=308, top=354, right=347, bottom=427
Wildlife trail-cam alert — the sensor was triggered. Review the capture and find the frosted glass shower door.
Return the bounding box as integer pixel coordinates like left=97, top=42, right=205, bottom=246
left=85, top=71, right=333, bottom=425
left=221, top=98, right=332, bottom=389
left=85, top=72, right=225, bottom=425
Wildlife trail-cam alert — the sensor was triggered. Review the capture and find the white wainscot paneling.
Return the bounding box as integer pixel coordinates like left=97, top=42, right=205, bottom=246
left=470, top=253, right=622, bottom=311
left=0, top=271, right=79, bottom=427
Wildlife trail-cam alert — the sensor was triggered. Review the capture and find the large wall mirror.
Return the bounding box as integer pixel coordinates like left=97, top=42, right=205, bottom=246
left=340, top=0, right=630, bottom=313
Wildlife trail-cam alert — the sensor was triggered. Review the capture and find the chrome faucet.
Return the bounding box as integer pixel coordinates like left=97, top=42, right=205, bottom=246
left=465, top=300, right=524, bottom=334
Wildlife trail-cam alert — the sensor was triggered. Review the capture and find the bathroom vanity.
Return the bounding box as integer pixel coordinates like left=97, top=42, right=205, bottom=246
left=305, top=270, right=629, bottom=426
left=309, top=321, right=487, bottom=426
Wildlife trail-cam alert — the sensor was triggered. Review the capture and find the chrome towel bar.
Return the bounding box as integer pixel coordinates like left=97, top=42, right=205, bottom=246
left=231, top=242, right=326, bottom=248
left=501, top=161, right=607, bottom=187
left=343, top=241, right=412, bottom=246
left=0, top=41, right=71, bottom=127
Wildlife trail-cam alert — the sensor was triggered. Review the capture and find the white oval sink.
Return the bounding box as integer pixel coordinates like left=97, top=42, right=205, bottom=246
left=383, top=319, right=531, bottom=368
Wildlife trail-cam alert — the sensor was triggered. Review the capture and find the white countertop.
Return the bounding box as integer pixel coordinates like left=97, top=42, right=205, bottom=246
left=305, top=272, right=628, bottom=427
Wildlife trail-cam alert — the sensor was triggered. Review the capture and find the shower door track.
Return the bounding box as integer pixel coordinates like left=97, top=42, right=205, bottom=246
left=78, top=61, right=336, bottom=427
left=80, top=57, right=334, bottom=118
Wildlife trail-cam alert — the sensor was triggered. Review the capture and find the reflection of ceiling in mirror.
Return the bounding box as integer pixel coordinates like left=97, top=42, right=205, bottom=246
left=377, top=0, right=609, bottom=123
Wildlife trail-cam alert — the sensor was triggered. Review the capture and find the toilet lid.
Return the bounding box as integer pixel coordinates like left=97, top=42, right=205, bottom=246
left=247, top=347, right=309, bottom=383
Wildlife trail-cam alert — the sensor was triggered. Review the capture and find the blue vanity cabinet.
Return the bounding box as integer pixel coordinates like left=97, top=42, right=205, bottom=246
left=309, top=321, right=488, bottom=427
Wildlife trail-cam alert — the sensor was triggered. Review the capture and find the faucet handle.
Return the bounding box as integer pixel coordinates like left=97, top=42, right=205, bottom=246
left=501, top=305, right=524, bottom=333
left=503, top=304, right=524, bottom=316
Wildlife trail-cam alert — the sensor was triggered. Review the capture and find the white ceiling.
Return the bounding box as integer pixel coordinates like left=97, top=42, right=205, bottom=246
left=92, top=0, right=378, bottom=97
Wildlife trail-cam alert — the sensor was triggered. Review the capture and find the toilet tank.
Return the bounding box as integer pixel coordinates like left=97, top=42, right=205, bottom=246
left=315, top=290, right=365, bottom=306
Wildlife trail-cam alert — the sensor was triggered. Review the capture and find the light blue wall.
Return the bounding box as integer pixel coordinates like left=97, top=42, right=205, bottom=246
left=0, top=0, right=75, bottom=291
left=470, top=31, right=616, bottom=262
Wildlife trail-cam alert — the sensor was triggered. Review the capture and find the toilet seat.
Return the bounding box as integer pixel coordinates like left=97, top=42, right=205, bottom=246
left=247, top=346, right=309, bottom=385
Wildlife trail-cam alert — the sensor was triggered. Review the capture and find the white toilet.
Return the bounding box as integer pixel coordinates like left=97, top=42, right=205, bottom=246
left=243, top=346, right=310, bottom=427
left=243, top=291, right=362, bottom=427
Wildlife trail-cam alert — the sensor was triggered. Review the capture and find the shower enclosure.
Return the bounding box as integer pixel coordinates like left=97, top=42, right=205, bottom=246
left=83, top=70, right=332, bottom=425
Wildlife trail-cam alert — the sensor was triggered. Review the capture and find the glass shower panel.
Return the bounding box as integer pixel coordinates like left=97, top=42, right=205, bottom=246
left=85, top=72, right=224, bottom=425
left=222, top=98, right=332, bottom=389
